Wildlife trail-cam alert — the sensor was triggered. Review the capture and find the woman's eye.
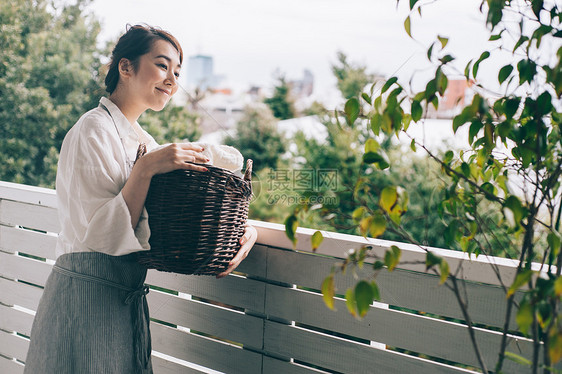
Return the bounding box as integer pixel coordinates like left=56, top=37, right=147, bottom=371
left=157, top=63, right=167, bottom=70
left=174, top=72, right=180, bottom=78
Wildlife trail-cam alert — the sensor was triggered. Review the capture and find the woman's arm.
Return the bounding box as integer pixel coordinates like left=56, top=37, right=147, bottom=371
left=122, top=143, right=209, bottom=229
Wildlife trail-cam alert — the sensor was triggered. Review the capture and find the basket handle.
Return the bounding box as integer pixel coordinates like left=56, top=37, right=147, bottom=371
left=243, top=159, right=253, bottom=181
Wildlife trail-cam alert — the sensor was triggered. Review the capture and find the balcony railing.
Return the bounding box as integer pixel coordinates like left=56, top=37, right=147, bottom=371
left=0, top=180, right=539, bottom=373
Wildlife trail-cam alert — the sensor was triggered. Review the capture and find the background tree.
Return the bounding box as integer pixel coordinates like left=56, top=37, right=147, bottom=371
left=139, top=104, right=201, bottom=144
left=224, top=103, right=286, bottom=173
left=332, top=51, right=379, bottom=100
left=0, top=0, right=103, bottom=188
left=264, top=74, right=296, bottom=120
left=0, top=0, right=204, bottom=188
left=299, top=1, right=562, bottom=373
left=288, top=53, right=454, bottom=249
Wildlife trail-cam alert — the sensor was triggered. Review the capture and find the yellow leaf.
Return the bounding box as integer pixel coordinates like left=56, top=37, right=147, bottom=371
left=311, top=231, right=323, bottom=251
left=322, top=276, right=335, bottom=310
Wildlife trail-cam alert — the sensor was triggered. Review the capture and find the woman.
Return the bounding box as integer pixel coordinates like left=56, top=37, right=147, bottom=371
left=24, top=24, right=257, bottom=374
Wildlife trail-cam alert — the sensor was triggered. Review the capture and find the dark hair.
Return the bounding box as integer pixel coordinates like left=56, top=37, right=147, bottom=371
left=105, top=24, right=183, bottom=94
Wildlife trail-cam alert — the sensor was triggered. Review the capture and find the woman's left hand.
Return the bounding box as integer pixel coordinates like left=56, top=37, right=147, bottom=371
left=216, top=224, right=258, bottom=279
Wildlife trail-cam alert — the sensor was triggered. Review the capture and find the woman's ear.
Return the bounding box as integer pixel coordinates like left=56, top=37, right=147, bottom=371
left=118, top=58, right=134, bottom=78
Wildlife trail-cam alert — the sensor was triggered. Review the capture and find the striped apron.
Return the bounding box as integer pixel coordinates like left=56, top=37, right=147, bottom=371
left=23, top=252, right=152, bottom=374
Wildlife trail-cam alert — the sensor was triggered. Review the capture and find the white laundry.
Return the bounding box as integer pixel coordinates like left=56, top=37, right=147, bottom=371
left=151, top=142, right=245, bottom=176
left=194, top=142, right=244, bottom=176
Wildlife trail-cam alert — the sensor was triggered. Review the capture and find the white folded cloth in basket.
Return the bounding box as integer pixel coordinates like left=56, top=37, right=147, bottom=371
left=194, top=142, right=244, bottom=177
left=151, top=142, right=244, bottom=177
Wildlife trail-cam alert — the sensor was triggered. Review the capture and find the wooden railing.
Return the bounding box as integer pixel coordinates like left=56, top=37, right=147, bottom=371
left=0, top=181, right=538, bottom=373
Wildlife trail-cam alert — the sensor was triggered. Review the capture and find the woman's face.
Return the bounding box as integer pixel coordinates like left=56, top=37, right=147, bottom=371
left=127, top=39, right=181, bottom=112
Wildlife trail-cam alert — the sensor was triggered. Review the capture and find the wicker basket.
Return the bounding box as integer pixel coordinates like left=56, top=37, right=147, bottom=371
left=137, top=159, right=253, bottom=275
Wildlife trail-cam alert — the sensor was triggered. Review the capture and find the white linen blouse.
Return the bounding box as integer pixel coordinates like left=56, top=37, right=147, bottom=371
left=55, top=97, right=159, bottom=258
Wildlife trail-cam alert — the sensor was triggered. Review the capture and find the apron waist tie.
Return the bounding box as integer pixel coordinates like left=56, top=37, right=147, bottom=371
left=52, top=264, right=152, bottom=370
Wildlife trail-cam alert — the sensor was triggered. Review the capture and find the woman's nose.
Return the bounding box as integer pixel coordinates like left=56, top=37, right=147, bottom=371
left=165, top=72, right=178, bottom=87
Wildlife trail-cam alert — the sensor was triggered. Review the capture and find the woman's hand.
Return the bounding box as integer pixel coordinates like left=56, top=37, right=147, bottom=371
left=136, top=143, right=209, bottom=178
left=216, top=224, right=258, bottom=279
left=123, top=143, right=209, bottom=229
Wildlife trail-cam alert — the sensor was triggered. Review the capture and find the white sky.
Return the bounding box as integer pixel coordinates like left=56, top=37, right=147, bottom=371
left=87, top=0, right=526, bottom=103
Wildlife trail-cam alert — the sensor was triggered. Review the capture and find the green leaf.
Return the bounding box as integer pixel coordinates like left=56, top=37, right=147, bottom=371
left=322, top=276, right=335, bottom=310
left=498, top=64, right=514, bottom=84
left=443, top=150, right=454, bottom=164
left=363, top=152, right=384, bottom=164
left=507, top=269, right=533, bottom=297
left=504, top=97, right=520, bottom=118
left=439, top=54, right=454, bottom=64
left=381, top=77, right=398, bottom=94
left=409, top=0, right=419, bottom=10
left=404, top=16, right=412, bottom=38
left=365, top=138, right=379, bottom=153
left=555, top=277, right=562, bottom=297
left=549, top=328, right=562, bottom=364
left=352, top=206, right=366, bottom=221
left=384, top=246, right=401, bottom=271
left=532, top=0, right=544, bottom=19
left=371, top=281, right=381, bottom=301
left=344, top=97, right=360, bottom=126
left=380, top=186, right=398, bottom=213
left=355, top=281, right=374, bottom=317
left=464, top=60, right=472, bottom=79
left=548, top=232, right=561, bottom=256
left=373, top=261, right=385, bottom=270
left=516, top=300, right=534, bottom=335
left=284, top=214, right=298, bottom=247
left=311, top=231, right=323, bottom=251
left=461, top=162, right=471, bottom=178
left=437, top=35, right=448, bottom=48
left=427, top=42, right=435, bottom=61
left=513, top=36, right=529, bottom=53
left=439, top=260, right=449, bottom=284
left=361, top=92, right=371, bottom=105
left=481, top=182, right=495, bottom=197
left=411, top=100, right=422, bottom=122
left=505, top=351, right=532, bottom=367
left=369, top=212, right=387, bottom=238
left=473, top=51, right=490, bottom=78
left=504, top=195, right=526, bottom=224
left=410, top=139, right=417, bottom=152
left=370, top=113, right=381, bottom=135
left=345, top=288, right=357, bottom=317
left=489, top=31, right=503, bottom=41
left=517, top=59, right=537, bottom=84
left=426, top=251, right=442, bottom=270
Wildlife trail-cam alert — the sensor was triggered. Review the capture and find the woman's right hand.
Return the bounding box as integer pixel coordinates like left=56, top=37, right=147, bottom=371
left=136, top=143, right=210, bottom=178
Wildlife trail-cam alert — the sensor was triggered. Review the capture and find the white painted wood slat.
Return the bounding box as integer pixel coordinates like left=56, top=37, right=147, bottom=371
left=0, top=277, right=43, bottom=311
left=233, top=244, right=267, bottom=278
left=146, top=270, right=265, bottom=312
left=0, top=200, right=59, bottom=233
left=262, top=356, right=330, bottom=374
left=264, top=284, right=531, bottom=373
left=151, top=355, right=208, bottom=374
left=0, top=330, right=29, bottom=362
left=150, top=322, right=263, bottom=374
left=263, top=320, right=478, bottom=374
left=0, top=181, right=56, bottom=208
left=0, top=304, right=34, bottom=336
left=265, top=247, right=517, bottom=329
left=0, top=225, right=57, bottom=260
left=0, top=355, right=25, bottom=374
left=0, top=251, right=52, bottom=287
left=147, top=290, right=264, bottom=348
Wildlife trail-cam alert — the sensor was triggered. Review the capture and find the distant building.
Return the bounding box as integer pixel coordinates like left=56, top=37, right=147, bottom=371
left=427, top=78, right=475, bottom=119
left=289, top=69, right=314, bottom=98
left=186, top=55, right=223, bottom=91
